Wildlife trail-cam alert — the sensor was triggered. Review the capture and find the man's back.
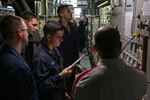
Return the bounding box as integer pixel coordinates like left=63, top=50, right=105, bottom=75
left=74, top=58, right=147, bottom=100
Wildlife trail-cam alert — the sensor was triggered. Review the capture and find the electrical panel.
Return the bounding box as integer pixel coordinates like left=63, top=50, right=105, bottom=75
left=120, top=0, right=143, bottom=70
left=110, top=0, right=150, bottom=99
left=85, top=15, right=100, bottom=67
left=99, top=5, right=111, bottom=26
left=118, top=0, right=150, bottom=99
left=134, top=0, right=150, bottom=99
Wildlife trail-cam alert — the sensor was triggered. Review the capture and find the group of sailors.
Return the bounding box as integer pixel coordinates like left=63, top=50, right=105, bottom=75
left=0, top=4, right=147, bottom=100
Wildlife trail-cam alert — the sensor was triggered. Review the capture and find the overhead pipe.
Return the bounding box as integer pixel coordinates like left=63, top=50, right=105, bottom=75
left=110, top=0, right=122, bottom=6
left=10, top=0, right=31, bottom=15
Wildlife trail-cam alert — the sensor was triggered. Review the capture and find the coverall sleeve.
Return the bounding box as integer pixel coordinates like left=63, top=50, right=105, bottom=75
left=9, top=64, right=38, bottom=100
left=32, top=57, right=63, bottom=89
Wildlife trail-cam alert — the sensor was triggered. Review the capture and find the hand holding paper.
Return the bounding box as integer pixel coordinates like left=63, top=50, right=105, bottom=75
left=70, top=52, right=88, bottom=69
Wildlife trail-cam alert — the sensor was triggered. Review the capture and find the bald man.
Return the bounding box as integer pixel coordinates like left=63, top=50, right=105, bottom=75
left=72, top=26, right=147, bottom=100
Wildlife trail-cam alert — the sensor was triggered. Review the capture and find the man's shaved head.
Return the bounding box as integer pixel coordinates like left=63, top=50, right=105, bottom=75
left=95, top=26, right=120, bottom=53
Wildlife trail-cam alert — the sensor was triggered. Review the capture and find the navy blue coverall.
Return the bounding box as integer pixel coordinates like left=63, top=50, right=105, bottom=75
left=0, top=45, right=39, bottom=100
left=59, top=21, right=79, bottom=96
left=22, top=31, right=41, bottom=68
left=32, top=43, right=65, bottom=100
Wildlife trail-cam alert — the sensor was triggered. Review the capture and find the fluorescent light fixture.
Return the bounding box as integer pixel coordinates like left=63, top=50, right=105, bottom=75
left=74, top=8, right=81, bottom=15
left=0, top=1, right=2, bottom=7
left=73, top=4, right=77, bottom=7
left=75, top=15, right=80, bottom=18
left=71, top=0, right=77, bottom=4
left=7, top=6, right=13, bottom=9
left=97, top=1, right=108, bottom=8
left=60, top=0, right=77, bottom=4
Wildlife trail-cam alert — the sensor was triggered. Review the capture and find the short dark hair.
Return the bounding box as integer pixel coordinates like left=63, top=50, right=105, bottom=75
left=20, top=11, right=38, bottom=21
left=43, top=20, right=64, bottom=36
left=94, top=26, right=120, bottom=52
left=0, top=15, right=24, bottom=41
left=57, top=5, right=69, bottom=17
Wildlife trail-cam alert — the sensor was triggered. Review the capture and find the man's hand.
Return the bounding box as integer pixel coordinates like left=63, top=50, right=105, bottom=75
left=59, top=66, right=73, bottom=78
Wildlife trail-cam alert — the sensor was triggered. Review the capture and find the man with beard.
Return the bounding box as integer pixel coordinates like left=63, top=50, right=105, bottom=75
left=20, top=11, right=41, bottom=68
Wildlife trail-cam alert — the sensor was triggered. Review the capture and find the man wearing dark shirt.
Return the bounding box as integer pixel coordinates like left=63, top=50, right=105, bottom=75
left=20, top=11, right=40, bottom=68
left=32, top=20, right=73, bottom=100
left=0, top=15, right=38, bottom=100
left=57, top=5, right=79, bottom=97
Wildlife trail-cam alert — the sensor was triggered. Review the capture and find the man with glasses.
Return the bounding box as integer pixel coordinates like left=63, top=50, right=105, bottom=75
left=20, top=11, right=41, bottom=68
left=0, top=15, right=39, bottom=100
left=32, top=20, right=73, bottom=100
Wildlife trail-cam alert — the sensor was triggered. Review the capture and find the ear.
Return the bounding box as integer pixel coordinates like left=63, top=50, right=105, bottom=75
left=24, top=20, right=28, bottom=24
left=17, top=30, right=23, bottom=38
left=59, top=12, right=63, bottom=18
left=46, top=34, right=52, bottom=42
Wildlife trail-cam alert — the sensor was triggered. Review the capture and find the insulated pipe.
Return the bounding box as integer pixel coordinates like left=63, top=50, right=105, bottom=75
left=15, top=0, right=31, bottom=12
left=10, top=0, right=31, bottom=16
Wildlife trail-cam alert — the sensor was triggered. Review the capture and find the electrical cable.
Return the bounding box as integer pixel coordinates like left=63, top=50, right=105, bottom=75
left=119, top=33, right=140, bottom=54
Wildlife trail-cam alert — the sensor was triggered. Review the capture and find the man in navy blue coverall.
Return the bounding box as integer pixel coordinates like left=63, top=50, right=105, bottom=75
left=20, top=11, right=40, bottom=68
left=57, top=5, right=79, bottom=97
left=32, top=20, right=73, bottom=100
left=0, top=15, right=38, bottom=100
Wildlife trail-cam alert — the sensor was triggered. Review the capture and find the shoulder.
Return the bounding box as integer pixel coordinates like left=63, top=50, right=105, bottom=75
left=0, top=46, right=31, bottom=77
left=74, top=66, right=111, bottom=100
left=33, top=44, right=48, bottom=58
left=77, top=66, right=108, bottom=88
left=125, top=63, right=146, bottom=79
left=0, top=58, right=30, bottom=78
left=132, top=68, right=147, bottom=83
left=69, top=21, right=77, bottom=29
left=0, top=51, right=21, bottom=67
left=33, top=46, right=54, bottom=63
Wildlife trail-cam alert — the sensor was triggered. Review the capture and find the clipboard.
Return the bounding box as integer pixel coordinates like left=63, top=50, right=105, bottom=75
left=70, top=52, right=88, bottom=69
